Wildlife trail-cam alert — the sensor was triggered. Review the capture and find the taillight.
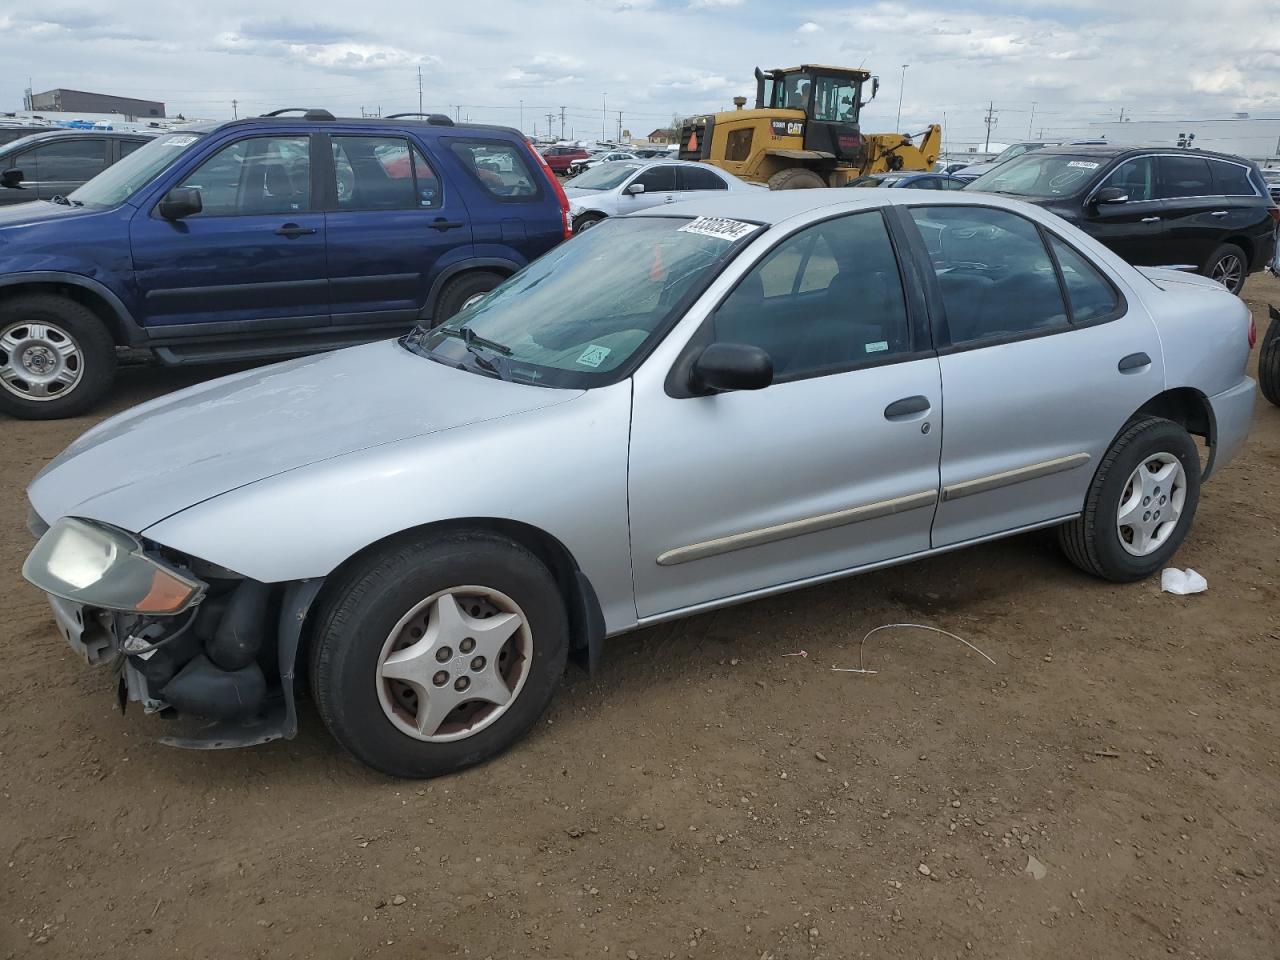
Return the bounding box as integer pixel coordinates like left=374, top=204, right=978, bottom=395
left=528, top=144, right=573, bottom=239
left=1268, top=205, right=1280, bottom=225
left=1249, top=315, right=1258, bottom=348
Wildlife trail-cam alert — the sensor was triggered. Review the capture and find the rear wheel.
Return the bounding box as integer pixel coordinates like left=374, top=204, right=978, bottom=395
left=1058, top=417, right=1201, bottom=581
left=1260, top=309, right=1280, bottom=407
left=309, top=532, right=569, bottom=778
left=1202, top=243, right=1247, bottom=294
left=433, top=271, right=506, bottom=326
left=573, top=213, right=605, bottom=233
left=767, top=168, right=827, bottom=190
left=0, top=294, right=116, bottom=420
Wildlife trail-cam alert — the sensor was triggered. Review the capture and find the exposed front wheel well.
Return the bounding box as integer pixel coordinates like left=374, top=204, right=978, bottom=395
left=0, top=281, right=129, bottom=345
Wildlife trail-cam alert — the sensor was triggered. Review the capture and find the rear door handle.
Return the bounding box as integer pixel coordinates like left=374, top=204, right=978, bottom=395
left=1210, top=210, right=1228, bottom=217
left=274, top=223, right=317, bottom=238
left=1118, top=352, right=1151, bottom=373
left=1140, top=216, right=1161, bottom=223
left=431, top=217, right=465, bottom=231
left=884, top=395, right=931, bottom=420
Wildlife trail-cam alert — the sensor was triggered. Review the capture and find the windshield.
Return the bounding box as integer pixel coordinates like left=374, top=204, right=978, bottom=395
left=408, top=215, right=761, bottom=388
left=968, top=153, right=1104, bottom=198
left=68, top=131, right=206, bottom=207
left=566, top=162, right=642, bottom=191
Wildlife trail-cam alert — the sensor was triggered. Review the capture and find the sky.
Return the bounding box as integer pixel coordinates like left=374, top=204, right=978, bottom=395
left=1, top=0, right=1277, bottom=147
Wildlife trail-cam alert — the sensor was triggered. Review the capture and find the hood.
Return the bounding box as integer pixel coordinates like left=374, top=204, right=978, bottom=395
left=1137, top=266, right=1227, bottom=292
left=0, top=198, right=97, bottom=231
left=564, top=187, right=604, bottom=200
left=28, top=339, right=580, bottom=534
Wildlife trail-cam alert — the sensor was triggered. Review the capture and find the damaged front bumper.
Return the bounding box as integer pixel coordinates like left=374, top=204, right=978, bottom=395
left=26, top=511, right=324, bottom=749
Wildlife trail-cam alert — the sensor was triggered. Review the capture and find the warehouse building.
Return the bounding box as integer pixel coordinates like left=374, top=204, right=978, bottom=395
left=25, top=88, right=165, bottom=120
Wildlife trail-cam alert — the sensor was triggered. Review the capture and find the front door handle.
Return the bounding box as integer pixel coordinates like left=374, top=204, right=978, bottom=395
left=1140, top=216, right=1161, bottom=223
left=1118, top=352, right=1151, bottom=373
left=274, top=223, right=317, bottom=238
left=884, top=395, right=931, bottom=420
left=431, top=217, right=465, bottom=231
left=1210, top=210, right=1228, bottom=217
left=663, top=196, right=677, bottom=203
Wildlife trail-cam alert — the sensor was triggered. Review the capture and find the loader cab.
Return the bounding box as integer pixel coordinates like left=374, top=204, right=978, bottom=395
left=753, top=65, right=876, bottom=162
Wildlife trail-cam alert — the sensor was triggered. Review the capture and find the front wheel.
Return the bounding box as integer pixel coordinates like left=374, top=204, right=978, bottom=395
left=1058, top=417, right=1201, bottom=581
left=1202, top=243, right=1247, bottom=295
left=309, top=532, right=569, bottom=778
left=0, top=294, right=116, bottom=420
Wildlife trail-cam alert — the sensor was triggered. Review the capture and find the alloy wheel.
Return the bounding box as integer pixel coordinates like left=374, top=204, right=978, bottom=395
left=375, top=586, right=532, bottom=742
left=1210, top=254, right=1243, bottom=292
left=0, top=320, right=84, bottom=402
left=1116, top=452, right=1186, bottom=557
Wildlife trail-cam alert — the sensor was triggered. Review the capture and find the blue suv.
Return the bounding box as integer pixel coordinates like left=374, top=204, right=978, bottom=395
left=0, top=109, right=571, bottom=419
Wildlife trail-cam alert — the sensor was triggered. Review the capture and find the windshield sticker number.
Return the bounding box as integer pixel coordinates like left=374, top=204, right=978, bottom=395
left=678, top=216, right=758, bottom=243
left=576, top=344, right=611, bottom=368
left=1067, top=160, right=1100, bottom=170
left=163, top=135, right=199, bottom=147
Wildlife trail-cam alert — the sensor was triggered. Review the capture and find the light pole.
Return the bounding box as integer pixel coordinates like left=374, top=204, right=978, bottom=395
left=602, top=92, right=607, bottom=141
left=895, top=64, right=908, bottom=130
left=519, top=99, right=524, bottom=134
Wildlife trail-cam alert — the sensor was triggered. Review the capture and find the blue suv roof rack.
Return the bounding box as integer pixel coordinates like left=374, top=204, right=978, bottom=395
left=385, top=112, right=455, bottom=126
left=260, top=108, right=335, bottom=121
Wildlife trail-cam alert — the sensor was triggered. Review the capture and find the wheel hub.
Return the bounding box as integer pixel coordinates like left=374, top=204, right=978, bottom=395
left=0, top=321, right=84, bottom=401
left=1116, top=452, right=1186, bottom=557
left=375, top=586, right=532, bottom=743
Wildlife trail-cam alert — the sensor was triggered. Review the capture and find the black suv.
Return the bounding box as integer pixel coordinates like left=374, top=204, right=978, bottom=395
left=967, top=145, right=1279, bottom=293
left=0, top=129, right=158, bottom=206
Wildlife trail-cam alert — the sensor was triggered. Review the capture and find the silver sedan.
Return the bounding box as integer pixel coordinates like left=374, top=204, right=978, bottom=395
left=23, top=189, right=1256, bottom=777
left=564, top=158, right=757, bottom=233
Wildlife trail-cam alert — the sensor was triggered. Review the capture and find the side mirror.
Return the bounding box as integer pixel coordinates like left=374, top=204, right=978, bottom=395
left=625, top=182, right=646, bottom=195
left=1095, top=186, right=1128, bottom=205
left=158, top=186, right=202, bottom=220
left=690, top=342, right=773, bottom=394
left=0, top=169, right=25, bottom=189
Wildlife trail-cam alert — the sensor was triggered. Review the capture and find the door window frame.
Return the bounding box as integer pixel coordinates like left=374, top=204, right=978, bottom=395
left=151, top=132, right=321, bottom=220
left=892, top=203, right=1128, bottom=355
left=320, top=133, right=442, bottom=213
left=664, top=207, right=934, bottom=398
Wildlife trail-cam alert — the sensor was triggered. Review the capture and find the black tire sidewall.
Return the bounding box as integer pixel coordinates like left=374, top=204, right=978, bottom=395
left=573, top=213, right=604, bottom=233
left=1259, top=314, right=1280, bottom=407
left=311, top=535, right=568, bottom=778
left=433, top=271, right=505, bottom=326
left=0, top=295, right=116, bottom=419
left=1202, top=244, right=1247, bottom=294
left=1088, top=421, right=1202, bottom=580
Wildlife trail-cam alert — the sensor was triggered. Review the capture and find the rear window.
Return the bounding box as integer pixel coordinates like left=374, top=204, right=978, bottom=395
left=448, top=139, right=539, bottom=199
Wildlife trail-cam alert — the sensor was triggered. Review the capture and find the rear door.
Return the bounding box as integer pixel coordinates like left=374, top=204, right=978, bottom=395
left=129, top=132, right=329, bottom=332
left=323, top=132, right=472, bottom=330
left=903, top=203, right=1163, bottom=547
left=1155, top=154, right=1220, bottom=267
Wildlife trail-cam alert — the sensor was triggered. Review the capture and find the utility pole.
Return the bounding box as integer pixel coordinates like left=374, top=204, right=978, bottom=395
left=559, top=106, right=566, bottom=140
left=602, top=92, right=608, bottom=141
left=1027, top=101, right=1036, bottom=139
left=455, top=105, right=461, bottom=123
left=895, top=64, right=908, bottom=130
left=1118, top=106, right=1127, bottom=122
left=545, top=113, right=555, bottom=139
left=617, top=110, right=623, bottom=142
left=983, top=100, right=998, bottom=153
left=232, top=98, right=238, bottom=119
left=417, top=67, right=423, bottom=115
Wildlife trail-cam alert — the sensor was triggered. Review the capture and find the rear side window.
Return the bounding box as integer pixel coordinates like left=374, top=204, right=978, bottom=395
left=1047, top=235, right=1119, bottom=323
left=679, top=166, right=727, bottom=191
left=1159, top=155, right=1213, bottom=198
left=909, top=206, right=1067, bottom=346
left=331, top=136, right=440, bottom=210
left=449, top=140, right=538, bottom=198
left=1209, top=159, right=1256, bottom=197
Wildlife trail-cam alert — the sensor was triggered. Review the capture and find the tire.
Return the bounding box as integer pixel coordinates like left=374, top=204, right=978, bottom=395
left=767, top=168, right=828, bottom=190
left=1201, top=243, right=1247, bottom=295
left=1259, top=309, right=1280, bottom=408
left=1058, top=416, right=1201, bottom=582
left=432, top=271, right=506, bottom=326
left=0, top=294, right=116, bottom=420
left=308, top=532, right=569, bottom=778
left=573, top=213, right=605, bottom=233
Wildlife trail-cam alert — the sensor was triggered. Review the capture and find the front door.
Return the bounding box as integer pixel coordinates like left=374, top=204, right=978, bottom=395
left=324, top=133, right=472, bottom=329
left=623, top=164, right=678, bottom=211
left=1078, top=156, right=1168, bottom=265
left=130, top=133, right=328, bottom=332
left=903, top=203, right=1164, bottom=547
left=628, top=209, right=942, bottom=617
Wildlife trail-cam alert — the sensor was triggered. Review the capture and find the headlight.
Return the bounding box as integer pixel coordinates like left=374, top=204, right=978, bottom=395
left=23, top=517, right=205, bottom=615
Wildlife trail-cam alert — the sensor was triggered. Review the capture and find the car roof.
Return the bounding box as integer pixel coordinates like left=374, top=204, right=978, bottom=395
left=1033, top=143, right=1255, bottom=164
left=192, top=115, right=529, bottom=141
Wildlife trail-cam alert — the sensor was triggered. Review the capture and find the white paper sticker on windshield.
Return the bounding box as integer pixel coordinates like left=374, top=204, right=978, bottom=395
left=678, top=216, right=757, bottom=242
left=1067, top=160, right=1100, bottom=170
left=163, top=135, right=198, bottom=147
left=576, top=344, right=611, bottom=368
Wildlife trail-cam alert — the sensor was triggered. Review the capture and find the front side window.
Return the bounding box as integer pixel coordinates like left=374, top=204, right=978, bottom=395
left=637, top=166, right=678, bottom=192
left=331, top=136, right=439, bottom=210
left=909, top=206, right=1067, bottom=345
left=968, top=153, right=1104, bottom=198
left=1098, top=157, right=1157, bottom=202
left=1158, top=155, right=1213, bottom=198
left=413, top=216, right=760, bottom=388
left=32, top=139, right=107, bottom=181
left=712, top=211, right=911, bottom=380
left=448, top=140, right=537, bottom=198
left=174, top=136, right=310, bottom=217
left=811, top=76, right=858, bottom=123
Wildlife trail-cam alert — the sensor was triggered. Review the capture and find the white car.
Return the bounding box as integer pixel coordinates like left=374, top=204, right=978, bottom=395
left=565, top=159, right=757, bottom=232
left=567, top=150, right=638, bottom=176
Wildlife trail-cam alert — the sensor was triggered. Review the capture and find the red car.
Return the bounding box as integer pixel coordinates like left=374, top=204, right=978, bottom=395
left=541, top=145, right=589, bottom=176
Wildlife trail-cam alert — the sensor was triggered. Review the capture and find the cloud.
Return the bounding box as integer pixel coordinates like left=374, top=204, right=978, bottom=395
left=503, top=53, right=585, bottom=87
left=689, top=0, right=743, bottom=7
left=797, top=21, right=820, bottom=33
left=215, top=32, right=433, bottom=72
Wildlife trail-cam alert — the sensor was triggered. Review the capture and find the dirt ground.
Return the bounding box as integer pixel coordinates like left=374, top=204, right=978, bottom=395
left=1, top=276, right=1278, bottom=960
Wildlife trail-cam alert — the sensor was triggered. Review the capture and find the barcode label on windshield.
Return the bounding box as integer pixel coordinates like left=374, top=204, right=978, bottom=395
left=678, top=216, right=757, bottom=242
left=1067, top=160, right=1100, bottom=170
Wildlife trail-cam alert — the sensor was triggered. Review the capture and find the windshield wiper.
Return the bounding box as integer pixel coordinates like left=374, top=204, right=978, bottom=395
left=48, top=195, right=83, bottom=207
left=429, top=325, right=513, bottom=356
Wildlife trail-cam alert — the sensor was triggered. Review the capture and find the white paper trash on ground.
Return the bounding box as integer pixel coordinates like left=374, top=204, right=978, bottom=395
left=1161, top=568, right=1208, bottom=595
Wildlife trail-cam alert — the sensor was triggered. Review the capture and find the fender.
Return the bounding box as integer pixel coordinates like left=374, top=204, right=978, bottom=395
left=420, top=257, right=523, bottom=321
left=0, top=270, right=148, bottom=346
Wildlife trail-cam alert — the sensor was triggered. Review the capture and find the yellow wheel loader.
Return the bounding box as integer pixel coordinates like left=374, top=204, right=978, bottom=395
left=678, top=65, right=942, bottom=189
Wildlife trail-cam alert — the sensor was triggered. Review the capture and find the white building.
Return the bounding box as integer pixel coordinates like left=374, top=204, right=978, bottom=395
left=1045, top=116, right=1280, bottom=167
